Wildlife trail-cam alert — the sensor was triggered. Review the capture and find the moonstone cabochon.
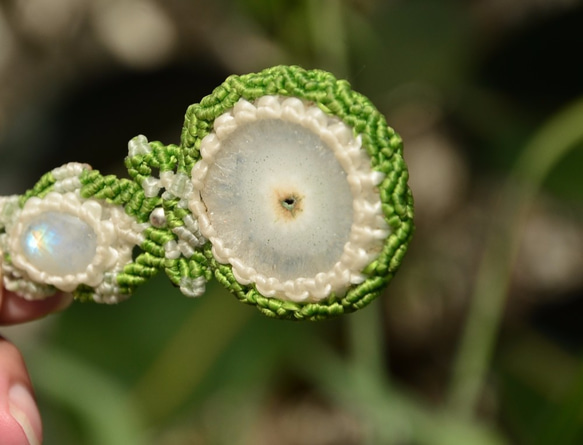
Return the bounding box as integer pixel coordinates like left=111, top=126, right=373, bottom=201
left=181, top=65, right=414, bottom=320
left=20, top=211, right=98, bottom=276
left=0, top=163, right=151, bottom=302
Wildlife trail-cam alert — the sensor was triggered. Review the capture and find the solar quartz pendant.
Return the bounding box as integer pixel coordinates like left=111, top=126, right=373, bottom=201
left=0, top=66, right=414, bottom=320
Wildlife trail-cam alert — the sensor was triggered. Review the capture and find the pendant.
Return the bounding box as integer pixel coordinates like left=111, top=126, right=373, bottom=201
left=0, top=66, right=414, bottom=320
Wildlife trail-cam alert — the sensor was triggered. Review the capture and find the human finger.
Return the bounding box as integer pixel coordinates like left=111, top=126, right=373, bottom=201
left=0, top=337, right=42, bottom=444
left=0, top=290, right=72, bottom=326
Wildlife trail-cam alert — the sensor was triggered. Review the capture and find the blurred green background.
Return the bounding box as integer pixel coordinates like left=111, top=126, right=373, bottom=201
left=1, top=0, right=583, bottom=443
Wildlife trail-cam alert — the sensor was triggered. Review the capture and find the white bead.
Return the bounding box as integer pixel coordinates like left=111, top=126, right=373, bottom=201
left=20, top=211, right=97, bottom=276
left=149, top=207, right=167, bottom=227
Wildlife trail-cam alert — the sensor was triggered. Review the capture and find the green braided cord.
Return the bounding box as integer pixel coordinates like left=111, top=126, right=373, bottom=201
left=182, top=65, right=414, bottom=320
left=163, top=199, right=183, bottom=228
left=79, top=170, right=160, bottom=223
left=19, top=171, right=56, bottom=205
left=78, top=168, right=170, bottom=298
left=4, top=141, right=203, bottom=303
left=17, top=163, right=182, bottom=301
left=124, top=142, right=186, bottom=286
left=79, top=168, right=163, bottom=299
left=122, top=133, right=213, bottom=292
left=161, top=196, right=210, bottom=286
left=164, top=254, right=212, bottom=287
left=74, top=284, right=99, bottom=303
left=116, top=231, right=164, bottom=295
left=125, top=141, right=182, bottom=183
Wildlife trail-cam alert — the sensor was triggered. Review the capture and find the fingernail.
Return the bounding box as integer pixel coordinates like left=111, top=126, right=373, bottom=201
left=9, top=384, right=42, bottom=445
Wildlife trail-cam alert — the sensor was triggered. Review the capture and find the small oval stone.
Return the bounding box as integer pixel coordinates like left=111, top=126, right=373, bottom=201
left=20, top=211, right=98, bottom=276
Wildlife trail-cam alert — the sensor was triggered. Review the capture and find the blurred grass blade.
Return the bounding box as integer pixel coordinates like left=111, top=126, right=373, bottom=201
left=28, top=346, right=144, bottom=445
left=449, top=97, right=583, bottom=415
left=347, top=299, right=386, bottom=381
left=129, top=287, right=251, bottom=425
left=291, top=339, right=507, bottom=445
left=534, top=362, right=583, bottom=445
left=306, top=0, right=348, bottom=78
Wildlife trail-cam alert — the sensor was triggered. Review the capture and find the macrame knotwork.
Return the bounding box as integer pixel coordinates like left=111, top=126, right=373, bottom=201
left=0, top=65, right=414, bottom=320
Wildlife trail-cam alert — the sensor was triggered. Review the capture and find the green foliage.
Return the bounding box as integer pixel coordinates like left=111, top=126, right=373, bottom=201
left=7, top=0, right=583, bottom=443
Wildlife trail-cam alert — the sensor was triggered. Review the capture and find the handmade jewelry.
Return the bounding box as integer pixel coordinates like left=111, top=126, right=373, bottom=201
left=0, top=66, right=414, bottom=320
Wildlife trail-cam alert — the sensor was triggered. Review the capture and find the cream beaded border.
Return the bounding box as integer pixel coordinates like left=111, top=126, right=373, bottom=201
left=189, top=96, right=390, bottom=303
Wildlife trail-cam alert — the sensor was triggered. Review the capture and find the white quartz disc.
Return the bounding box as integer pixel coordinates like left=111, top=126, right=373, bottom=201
left=190, top=96, right=389, bottom=303
left=201, top=118, right=354, bottom=282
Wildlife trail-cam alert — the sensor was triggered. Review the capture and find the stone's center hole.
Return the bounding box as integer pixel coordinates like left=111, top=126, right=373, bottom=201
left=273, top=190, right=304, bottom=221
left=281, top=197, right=296, bottom=210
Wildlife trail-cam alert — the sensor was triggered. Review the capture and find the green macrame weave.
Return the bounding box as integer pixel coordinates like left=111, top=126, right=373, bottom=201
left=0, top=65, right=414, bottom=321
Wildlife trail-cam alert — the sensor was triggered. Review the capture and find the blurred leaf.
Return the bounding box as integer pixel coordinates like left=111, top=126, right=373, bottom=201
left=53, top=274, right=206, bottom=384
left=290, top=338, right=507, bottom=445
left=534, top=364, right=583, bottom=445
left=129, top=282, right=252, bottom=425
left=354, top=0, right=471, bottom=95
left=449, top=96, right=583, bottom=415
left=543, top=140, right=583, bottom=202
left=28, top=346, right=143, bottom=445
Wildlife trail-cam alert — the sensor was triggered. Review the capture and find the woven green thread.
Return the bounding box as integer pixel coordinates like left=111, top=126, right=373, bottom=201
left=19, top=171, right=56, bottom=205
left=164, top=200, right=186, bottom=229
left=211, top=247, right=381, bottom=321
left=117, top=271, right=149, bottom=290
left=123, top=134, right=211, bottom=297
left=167, top=206, right=190, bottom=229
left=187, top=252, right=212, bottom=279
left=5, top=158, right=184, bottom=302
left=126, top=141, right=182, bottom=184
left=80, top=170, right=159, bottom=223
left=179, top=65, right=414, bottom=320
left=121, top=261, right=158, bottom=280
left=163, top=258, right=183, bottom=286
left=121, top=227, right=171, bottom=287
left=144, top=227, right=174, bottom=248
left=74, top=284, right=98, bottom=303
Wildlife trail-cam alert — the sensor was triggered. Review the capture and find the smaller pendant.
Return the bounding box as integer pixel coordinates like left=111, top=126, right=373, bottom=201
left=20, top=211, right=98, bottom=276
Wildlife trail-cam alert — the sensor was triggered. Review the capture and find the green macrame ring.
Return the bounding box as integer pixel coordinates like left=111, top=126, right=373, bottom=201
left=181, top=65, right=414, bottom=321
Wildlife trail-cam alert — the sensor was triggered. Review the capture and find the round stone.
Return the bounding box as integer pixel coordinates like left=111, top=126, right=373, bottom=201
left=20, top=211, right=98, bottom=276
left=201, top=119, right=354, bottom=282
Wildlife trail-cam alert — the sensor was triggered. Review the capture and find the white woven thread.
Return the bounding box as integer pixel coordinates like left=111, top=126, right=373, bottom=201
left=179, top=276, right=207, bottom=298
left=52, top=163, right=90, bottom=194
left=128, top=134, right=152, bottom=157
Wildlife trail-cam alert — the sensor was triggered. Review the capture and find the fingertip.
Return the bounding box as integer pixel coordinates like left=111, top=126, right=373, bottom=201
left=0, top=291, right=73, bottom=326
left=9, top=384, right=42, bottom=445
left=0, top=340, right=42, bottom=444
left=0, top=409, right=33, bottom=445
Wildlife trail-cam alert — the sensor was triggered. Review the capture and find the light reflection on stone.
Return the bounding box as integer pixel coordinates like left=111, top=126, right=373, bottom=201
left=20, top=211, right=97, bottom=276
